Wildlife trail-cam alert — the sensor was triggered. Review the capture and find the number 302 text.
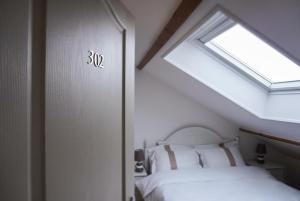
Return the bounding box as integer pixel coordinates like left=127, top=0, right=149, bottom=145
left=87, top=50, right=104, bottom=68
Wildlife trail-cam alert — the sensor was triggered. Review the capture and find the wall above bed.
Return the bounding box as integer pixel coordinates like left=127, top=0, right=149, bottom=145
left=135, top=70, right=238, bottom=148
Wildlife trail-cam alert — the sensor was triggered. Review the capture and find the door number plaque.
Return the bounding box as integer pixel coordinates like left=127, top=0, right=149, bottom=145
left=87, top=50, right=104, bottom=68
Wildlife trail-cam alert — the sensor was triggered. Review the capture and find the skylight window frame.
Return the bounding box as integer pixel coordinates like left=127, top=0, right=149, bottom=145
left=190, top=8, right=300, bottom=93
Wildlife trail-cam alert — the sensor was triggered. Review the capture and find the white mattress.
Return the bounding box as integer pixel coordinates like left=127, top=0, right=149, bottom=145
left=136, top=166, right=300, bottom=201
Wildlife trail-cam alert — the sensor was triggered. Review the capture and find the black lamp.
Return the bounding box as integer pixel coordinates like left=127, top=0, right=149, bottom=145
left=256, top=143, right=267, bottom=164
left=134, top=149, right=145, bottom=172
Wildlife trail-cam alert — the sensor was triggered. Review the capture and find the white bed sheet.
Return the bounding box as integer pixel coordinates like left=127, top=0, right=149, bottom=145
left=136, top=167, right=300, bottom=201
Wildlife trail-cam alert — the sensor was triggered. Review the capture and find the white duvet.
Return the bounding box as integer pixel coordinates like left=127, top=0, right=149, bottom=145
left=136, top=167, right=300, bottom=201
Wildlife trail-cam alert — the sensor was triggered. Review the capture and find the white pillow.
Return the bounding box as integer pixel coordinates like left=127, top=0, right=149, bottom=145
left=196, top=143, right=245, bottom=168
left=148, top=144, right=201, bottom=173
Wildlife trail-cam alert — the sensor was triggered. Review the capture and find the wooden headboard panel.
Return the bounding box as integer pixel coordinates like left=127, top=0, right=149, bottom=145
left=156, top=125, right=230, bottom=146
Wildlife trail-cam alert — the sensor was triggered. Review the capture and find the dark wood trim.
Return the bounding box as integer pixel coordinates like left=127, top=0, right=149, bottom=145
left=240, top=128, right=300, bottom=147
left=136, top=0, right=202, bottom=70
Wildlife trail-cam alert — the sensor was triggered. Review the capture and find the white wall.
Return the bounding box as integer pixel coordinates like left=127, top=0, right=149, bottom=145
left=264, top=93, right=300, bottom=122
left=135, top=70, right=238, bottom=148
left=165, top=41, right=268, bottom=118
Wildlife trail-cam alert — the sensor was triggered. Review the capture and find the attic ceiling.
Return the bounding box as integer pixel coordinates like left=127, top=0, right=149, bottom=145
left=122, top=0, right=300, bottom=142
left=120, top=0, right=181, bottom=65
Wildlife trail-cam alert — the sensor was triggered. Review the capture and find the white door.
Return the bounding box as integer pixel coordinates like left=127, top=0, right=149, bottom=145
left=45, top=0, right=134, bottom=200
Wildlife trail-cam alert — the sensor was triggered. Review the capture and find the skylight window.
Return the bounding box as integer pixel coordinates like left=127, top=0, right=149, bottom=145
left=206, top=24, right=300, bottom=83
left=193, top=10, right=300, bottom=91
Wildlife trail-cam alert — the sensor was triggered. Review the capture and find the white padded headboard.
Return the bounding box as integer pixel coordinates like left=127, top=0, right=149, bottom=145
left=157, top=125, right=231, bottom=146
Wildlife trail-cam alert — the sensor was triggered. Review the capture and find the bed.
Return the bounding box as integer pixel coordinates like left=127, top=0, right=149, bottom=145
left=135, top=126, right=300, bottom=201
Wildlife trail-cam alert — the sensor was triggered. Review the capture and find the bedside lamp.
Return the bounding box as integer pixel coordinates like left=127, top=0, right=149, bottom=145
left=256, top=143, right=267, bottom=164
left=134, top=149, right=145, bottom=172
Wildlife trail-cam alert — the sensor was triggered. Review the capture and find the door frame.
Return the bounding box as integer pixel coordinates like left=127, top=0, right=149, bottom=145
left=106, top=0, right=135, bottom=200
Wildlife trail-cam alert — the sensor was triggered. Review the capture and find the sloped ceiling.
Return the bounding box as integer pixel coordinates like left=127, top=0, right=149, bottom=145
left=122, top=0, right=300, bottom=142
left=120, top=0, right=181, bottom=64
